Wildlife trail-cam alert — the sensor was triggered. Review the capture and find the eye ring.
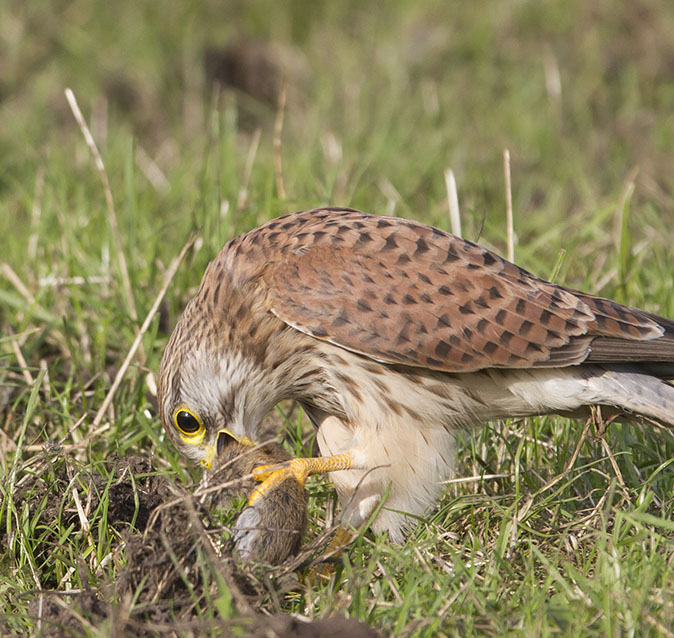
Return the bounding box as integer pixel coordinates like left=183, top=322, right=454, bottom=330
left=173, top=407, right=203, bottom=436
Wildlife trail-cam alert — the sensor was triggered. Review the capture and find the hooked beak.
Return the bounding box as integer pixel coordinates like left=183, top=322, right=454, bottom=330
left=199, top=429, right=255, bottom=470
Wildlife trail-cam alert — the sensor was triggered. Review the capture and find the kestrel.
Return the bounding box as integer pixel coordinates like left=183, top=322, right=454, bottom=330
left=158, top=207, right=674, bottom=542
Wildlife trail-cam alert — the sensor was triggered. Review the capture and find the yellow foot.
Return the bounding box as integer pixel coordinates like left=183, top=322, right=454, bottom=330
left=306, top=525, right=357, bottom=582
left=248, top=453, right=352, bottom=505
left=323, top=525, right=355, bottom=557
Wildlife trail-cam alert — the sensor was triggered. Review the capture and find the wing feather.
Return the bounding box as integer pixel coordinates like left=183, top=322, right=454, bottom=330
left=228, top=208, right=669, bottom=373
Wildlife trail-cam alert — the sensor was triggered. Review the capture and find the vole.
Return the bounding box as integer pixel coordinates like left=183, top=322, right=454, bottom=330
left=210, top=434, right=307, bottom=565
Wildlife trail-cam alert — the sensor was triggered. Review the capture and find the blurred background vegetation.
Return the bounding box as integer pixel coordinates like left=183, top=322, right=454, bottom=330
left=3, top=0, right=674, bottom=283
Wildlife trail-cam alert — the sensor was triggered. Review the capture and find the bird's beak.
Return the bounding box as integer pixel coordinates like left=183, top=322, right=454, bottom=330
left=199, top=428, right=256, bottom=470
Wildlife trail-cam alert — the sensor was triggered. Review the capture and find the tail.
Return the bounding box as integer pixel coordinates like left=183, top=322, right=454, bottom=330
left=589, top=366, right=674, bottom=428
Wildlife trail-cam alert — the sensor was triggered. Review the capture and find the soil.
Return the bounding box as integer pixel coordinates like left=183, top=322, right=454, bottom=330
left=5, top=451, right=377, bottom=637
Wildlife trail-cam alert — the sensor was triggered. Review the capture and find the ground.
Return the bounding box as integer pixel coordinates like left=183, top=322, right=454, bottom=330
left=2, top=1, right=674, bottom=636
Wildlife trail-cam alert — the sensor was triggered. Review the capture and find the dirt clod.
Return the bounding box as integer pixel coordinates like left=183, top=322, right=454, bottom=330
left=5, top=448, right=343, bottom=637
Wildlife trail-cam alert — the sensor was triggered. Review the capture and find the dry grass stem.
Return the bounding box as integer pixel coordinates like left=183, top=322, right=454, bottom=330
left=613, top=167, right=639, bottom=250
left=91, top=233, right=196, bottom=428
left=377, top=177, right=401, bottom=215
left=64, top=89, right=141, bottom=336
left=182, top=495, right=255, bottom=616
left=442, top=473, right=511, bottom=485
left=71, top=485, right=91, bottom=536
left=1, top=262, right=35, bottom=305
left=237, top=127, right=262, bottom=210
left=503, top=149, right=514, bottom=262
left=274, top=85, right=287, bottom=200
left=543, top=48, right=562, bottom=111
left=8, top=328, right=34, bottom=386
left=516, top=416, right=594, bottom=523
left=600, top=437, right=628, bottom=492
left=376, top=560, right=403, bottom=604
left=444, top=168, right=462, bottom=238
left=136, top=144, right=170, bottom=193
left=38, top=274, right=112, bottom=287
left=28, top=166, right=45, bottom=260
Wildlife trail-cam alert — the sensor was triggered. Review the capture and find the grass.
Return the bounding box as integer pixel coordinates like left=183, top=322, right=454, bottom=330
left=2, top=0, right=674, bottom=635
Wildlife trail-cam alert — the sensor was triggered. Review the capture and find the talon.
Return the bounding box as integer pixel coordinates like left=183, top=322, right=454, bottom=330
left=249, top=465, right=296, bottom=505
left=249, top=459, right=308, bottom=505
left=251, top=463, right=276, bottom=482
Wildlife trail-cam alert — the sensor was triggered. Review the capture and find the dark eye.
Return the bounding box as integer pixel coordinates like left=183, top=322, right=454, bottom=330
left=174, top=408, right=202, bottom=435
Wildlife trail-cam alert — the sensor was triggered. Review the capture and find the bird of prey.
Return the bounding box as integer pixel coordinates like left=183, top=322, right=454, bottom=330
left=158, top=207, right=674, bottom=542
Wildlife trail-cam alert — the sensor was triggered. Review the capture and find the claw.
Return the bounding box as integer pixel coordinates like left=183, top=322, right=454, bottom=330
left=251, top=463, right=278, bottom=482
left=248, top=459, right=307, bottom=505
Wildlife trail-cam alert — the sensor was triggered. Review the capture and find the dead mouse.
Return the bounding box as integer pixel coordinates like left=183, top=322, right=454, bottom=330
left=210, top=436, right=307, bottom=564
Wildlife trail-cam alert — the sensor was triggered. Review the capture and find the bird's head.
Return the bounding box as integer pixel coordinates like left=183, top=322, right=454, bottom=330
left=157, top=297, right=271, bottom=470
